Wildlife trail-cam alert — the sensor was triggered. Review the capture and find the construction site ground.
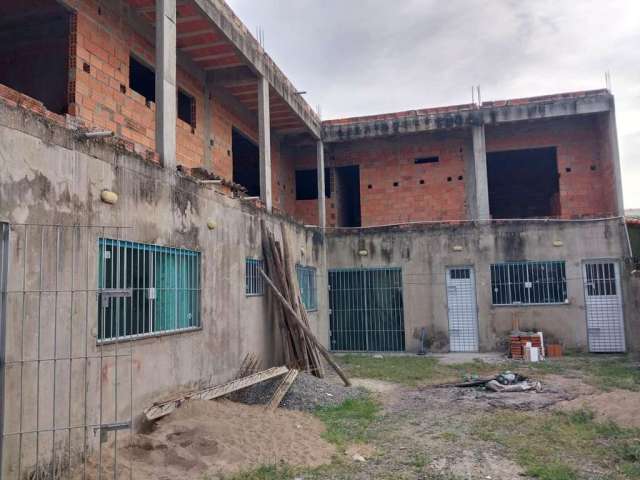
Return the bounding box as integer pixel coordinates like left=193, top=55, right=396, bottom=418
left=222, top=353, right=640, bottom=480
left=89, top=353, right=640, bottom=480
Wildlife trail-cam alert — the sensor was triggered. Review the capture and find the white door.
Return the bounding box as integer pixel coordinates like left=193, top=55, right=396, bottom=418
left=583, top=261, right=626, bottom=353
left=446, top=267, right=479, bottom=352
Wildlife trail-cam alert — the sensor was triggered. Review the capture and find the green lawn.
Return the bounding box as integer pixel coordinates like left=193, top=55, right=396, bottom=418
left=473, top=409, right=640, bottom=480
left=337, top=354, right=500, bottom=386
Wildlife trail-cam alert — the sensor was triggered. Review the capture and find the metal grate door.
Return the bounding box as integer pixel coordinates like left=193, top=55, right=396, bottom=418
left=446, top=267, right=479, bottom=352
left=583, top=261, right=626, bottom=352
left=329, top=268, right=405, bottom=351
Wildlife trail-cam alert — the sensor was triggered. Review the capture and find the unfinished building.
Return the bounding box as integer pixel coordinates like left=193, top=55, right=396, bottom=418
left=0, top=0, right=637, bottom=477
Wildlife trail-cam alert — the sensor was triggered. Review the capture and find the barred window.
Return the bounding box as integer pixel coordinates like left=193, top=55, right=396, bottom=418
left=245, top=258, right=265, bottom=296
left=98, top=239, right=201, bottom=341
left=296, top=265, right=318, bottom=311
left=490, top=261, right=567, bottom=305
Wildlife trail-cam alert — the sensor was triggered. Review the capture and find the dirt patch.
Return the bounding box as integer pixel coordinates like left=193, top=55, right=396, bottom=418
left=77, top=399, right=335, bottom=479
left=350, top=377, right=398, bottom=393
left=432, top=450, right=525, bottom=480
left=554, top=389, right=640, bottom=428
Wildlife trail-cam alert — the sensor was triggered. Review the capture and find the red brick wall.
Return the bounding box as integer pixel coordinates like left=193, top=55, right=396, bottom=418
left=485, top=115, right=616, bottom=218
left=323, top=131, right=469, bottom=226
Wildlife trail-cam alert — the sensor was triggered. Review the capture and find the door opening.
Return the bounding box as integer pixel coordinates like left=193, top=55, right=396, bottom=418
left=232, top=128, right=260, bottom=197
left=334, top=166, right=361, bottom=227
left=583, top=261, right=625, bottom=352
left=329, top=268, right=404, bottom=351
left=446, top=267, right=479, bottom=352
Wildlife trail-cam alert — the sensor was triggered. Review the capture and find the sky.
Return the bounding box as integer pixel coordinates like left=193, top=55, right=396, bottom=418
left=226, top=0, right=640, bottom=209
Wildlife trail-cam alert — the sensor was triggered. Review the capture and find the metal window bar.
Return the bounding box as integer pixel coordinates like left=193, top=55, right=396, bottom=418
left=490, top=260, right=567, bottom=306
left=245, top=258, right=265, bottom=296
left=295, top=265, right=317, bottom=311
left=98, top=239, right=201, bottom=342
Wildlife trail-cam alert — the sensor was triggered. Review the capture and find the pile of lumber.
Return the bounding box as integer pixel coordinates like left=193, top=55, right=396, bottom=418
left=260, top=221, right=351, bottom=387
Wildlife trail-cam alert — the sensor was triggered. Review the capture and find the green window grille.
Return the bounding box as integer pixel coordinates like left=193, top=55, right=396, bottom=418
left=490, top=260, right=567, bottom=305
left=296, top=265, right=317, bottom=311
left=245, top=258, right=265, bottom=296
left=98, top=238, right=201, bottom=341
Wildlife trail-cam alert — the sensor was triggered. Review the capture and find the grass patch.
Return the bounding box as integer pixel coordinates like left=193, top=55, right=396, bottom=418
left=221, top=463, right=297, bottom=480
left=473, top=408, right=640, bottom=479
left=314, top=397, right=380, bottom=446
left=338, top=355, right=498, bottom=386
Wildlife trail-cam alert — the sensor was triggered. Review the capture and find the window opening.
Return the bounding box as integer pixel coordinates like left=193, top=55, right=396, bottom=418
left=98, top=238, right=200, bottom=341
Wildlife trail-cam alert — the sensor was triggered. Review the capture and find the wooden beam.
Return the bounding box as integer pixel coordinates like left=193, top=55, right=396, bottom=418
left=260, top=269, right=352, bottom=387
left=266, top=369, right=299, bottom=411
left=144, top=365, right=289, bottom=421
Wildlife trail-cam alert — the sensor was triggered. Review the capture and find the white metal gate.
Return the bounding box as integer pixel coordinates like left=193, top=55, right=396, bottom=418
left=446, top=267, right=479, bottom=352
left=583, top=261, right=626, bottom=352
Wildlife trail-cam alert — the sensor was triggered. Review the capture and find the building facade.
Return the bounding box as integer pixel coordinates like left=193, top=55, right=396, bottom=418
left=0, top=0, right=637, bottom=477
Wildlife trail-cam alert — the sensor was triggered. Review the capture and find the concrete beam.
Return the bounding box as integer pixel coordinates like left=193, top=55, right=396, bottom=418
left=190, top=0, right=321, bottom=139
left=207, top=65, right=257, bottom=87
left=258, top=76, right=272, bottom=211
left=471, top=125, right=490, bottom=221
left=203, top=81, right=213, bottom=170
left=607, top=97, right=625, bottom=217
left=322, top=92, right=613, bottom=143
left=155, top=0, right=177, bottom=169
left=317, top=141, right=326, bottom=228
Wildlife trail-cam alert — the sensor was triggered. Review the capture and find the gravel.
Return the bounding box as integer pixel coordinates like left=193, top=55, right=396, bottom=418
left=234, top=371, right=365, bottom=411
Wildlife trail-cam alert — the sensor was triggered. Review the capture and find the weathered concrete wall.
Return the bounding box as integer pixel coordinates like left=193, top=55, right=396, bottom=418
left=0, top=101, right=328, bottom=477
left=326, top=219, right=630, bottom=353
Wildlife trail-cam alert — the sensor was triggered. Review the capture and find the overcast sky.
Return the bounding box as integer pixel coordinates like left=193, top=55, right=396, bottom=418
left=227, top=0, right=640, bottom=209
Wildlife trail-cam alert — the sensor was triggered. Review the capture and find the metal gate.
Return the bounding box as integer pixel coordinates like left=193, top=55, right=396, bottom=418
left=0, top=224, right=135, bottom=479
left=446, top=267, right=479, bottom=352
left=329, top=268, right=405, bottom=351
left=583, top=260, right=626, bottom=353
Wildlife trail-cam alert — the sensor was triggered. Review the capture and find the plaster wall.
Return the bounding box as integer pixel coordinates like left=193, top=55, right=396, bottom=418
left=326, top=219, right=630, bottom=353
left=0, top=102, right=328, bottom=477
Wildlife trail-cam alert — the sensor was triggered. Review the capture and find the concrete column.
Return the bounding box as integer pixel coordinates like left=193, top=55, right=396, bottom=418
left=317, top=140, right=326, bottom=228
left=258, top=76, right=272, bottom=211
left=155, top=0, right=177, bottom=169
left=472, top=125, right=490, bottom=220
left=607, top=101, right=625, bottom=217
left=203, top=82, right=213, bottom=170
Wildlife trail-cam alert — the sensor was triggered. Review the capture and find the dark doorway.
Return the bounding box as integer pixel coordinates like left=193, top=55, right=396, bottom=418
left=487, top=147, right=560, bottom=219
left=232, top=128, right=260, bottom=197
left=0, top=1, right=71, bottom=114
left=335, top=166, right=361, bottom=227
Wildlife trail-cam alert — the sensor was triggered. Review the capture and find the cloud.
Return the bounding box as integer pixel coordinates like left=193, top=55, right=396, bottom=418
left=227, top=0, right=640, bottom=207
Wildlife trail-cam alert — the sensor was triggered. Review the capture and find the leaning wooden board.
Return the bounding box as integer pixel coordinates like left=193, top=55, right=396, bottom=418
left=144, top=366, right=289, bottom=421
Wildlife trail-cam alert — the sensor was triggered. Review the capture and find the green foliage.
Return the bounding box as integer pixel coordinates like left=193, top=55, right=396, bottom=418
left=221, top=463, right=297, bottom=480
left=314, top=397, right=380, bottom=446
left=338, top=354, right=497, bottom=386
left=473, top=409, right=640, bottom=480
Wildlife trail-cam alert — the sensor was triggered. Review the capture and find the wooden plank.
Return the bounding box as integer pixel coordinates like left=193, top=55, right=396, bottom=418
left=144, top=366, right=289, bottom=421
left=266, top=368, right=299, bottom=411
left=260, top=269, right=352, bottom=387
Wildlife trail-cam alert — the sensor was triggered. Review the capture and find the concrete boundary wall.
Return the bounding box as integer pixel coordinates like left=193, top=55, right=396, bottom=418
left=0, top=102, right=327, bottom=477
left=326, top=219, right=632, bottom=353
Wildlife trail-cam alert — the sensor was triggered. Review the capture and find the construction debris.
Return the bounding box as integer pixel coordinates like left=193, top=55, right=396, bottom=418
left=144, top=366, right=289, bottom=421
left=261, top=221, right=351, bottom=387
left=443, top=371, right=542, bottom=394
left=266, top=368, right=299, bottom=411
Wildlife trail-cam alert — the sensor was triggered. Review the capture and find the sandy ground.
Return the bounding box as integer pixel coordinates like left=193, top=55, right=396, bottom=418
left=77, top=399, right=335, bottom=479
left=554, top=389, right=640, bottom=428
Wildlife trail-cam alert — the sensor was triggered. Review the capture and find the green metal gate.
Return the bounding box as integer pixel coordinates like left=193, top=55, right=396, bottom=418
left=329, top=268, right=405, bottom=351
